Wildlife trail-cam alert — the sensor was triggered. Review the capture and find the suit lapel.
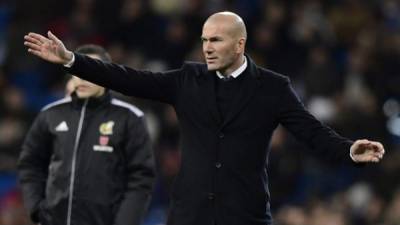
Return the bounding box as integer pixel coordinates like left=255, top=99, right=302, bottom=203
left=221, top=56, right=261, bottom=128
left=198, top=70, right=222, bottom=125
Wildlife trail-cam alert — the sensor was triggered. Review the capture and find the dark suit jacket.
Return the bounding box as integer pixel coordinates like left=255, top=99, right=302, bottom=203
left=66, top=54, right=354, bottom=225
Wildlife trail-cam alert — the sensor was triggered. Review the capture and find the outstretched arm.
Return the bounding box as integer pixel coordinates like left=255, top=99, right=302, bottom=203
left=24, top=31, right=183, bottom=104
left=278, top=78, right=385, bottom=165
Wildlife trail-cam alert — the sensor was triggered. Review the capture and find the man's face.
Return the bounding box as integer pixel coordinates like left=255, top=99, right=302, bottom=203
left=201, top=21, right=239, bottom=74
left=70, top=54, right=105, bottom=98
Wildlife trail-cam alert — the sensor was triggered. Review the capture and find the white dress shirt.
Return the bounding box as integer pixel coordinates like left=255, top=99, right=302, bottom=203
left=216, top=57, right=247, bottom=79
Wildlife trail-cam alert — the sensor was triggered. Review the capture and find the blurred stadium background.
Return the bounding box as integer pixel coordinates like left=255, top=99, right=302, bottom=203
left=0, top=0, right=400, bottom=224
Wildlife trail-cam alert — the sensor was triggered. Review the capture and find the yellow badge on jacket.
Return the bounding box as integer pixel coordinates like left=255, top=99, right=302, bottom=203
left=99, top=121, right=114, bottom=135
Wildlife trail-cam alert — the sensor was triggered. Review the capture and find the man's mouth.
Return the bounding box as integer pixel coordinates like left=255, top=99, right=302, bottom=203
left=206, top=57, right=217, bottom=63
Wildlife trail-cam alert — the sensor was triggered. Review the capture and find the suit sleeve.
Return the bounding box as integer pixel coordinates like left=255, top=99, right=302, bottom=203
left=114, top=114, right=156, bottom=225
left=65, top=53, right=182, bottom=104
left=17, top=112, right=52, bottom=223
left=277, top=78, right=355, bottom=165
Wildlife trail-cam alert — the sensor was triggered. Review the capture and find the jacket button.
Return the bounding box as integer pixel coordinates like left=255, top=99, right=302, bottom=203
left=215, top=162, right=222, bottom=168
left=208, top=193, right=215, bottom=200
left=218, top=133, right=224, bottom=138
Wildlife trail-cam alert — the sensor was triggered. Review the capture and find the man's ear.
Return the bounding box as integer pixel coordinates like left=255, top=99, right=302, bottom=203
left=237, top=38, right=246, bottom=53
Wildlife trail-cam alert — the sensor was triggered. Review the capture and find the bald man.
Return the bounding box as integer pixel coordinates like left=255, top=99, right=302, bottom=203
left=24, top=11, right=384, bottom=225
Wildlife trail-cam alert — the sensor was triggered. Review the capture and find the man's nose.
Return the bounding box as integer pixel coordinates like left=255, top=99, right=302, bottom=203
left=203, top=42, right=214, bottom=53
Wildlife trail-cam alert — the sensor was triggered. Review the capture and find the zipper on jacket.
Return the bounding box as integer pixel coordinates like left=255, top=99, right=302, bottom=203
left=67, top=99, right=88, bottom=225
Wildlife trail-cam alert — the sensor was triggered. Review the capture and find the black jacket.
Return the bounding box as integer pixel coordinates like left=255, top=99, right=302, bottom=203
left=18, top=91, right=155, bottom=225
left=66, top=53, right=355, bottom=225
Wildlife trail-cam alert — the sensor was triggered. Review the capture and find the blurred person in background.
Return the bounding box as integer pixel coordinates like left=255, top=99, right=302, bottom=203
left=0, top=84, right=31, bottom=171
left=0, top=190, right=30, bottom=225
left=23, top=11, right=385, bottom=225
left=17, top=44, right=155, bottom=225
left=383, top=189, right=400, bottom=225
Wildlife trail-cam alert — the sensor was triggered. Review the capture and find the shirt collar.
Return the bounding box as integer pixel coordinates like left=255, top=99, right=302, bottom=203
left=216, top=56, right=247, bottom=79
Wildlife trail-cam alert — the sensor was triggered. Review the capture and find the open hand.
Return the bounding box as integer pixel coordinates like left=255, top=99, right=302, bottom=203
left=24, top=31, right=73, bottom=65
left=350, top=139, right=385, bottom=163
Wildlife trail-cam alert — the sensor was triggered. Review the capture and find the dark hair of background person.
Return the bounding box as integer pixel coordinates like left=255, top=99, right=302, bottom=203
left=75, top=44, right=112, bottom=62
